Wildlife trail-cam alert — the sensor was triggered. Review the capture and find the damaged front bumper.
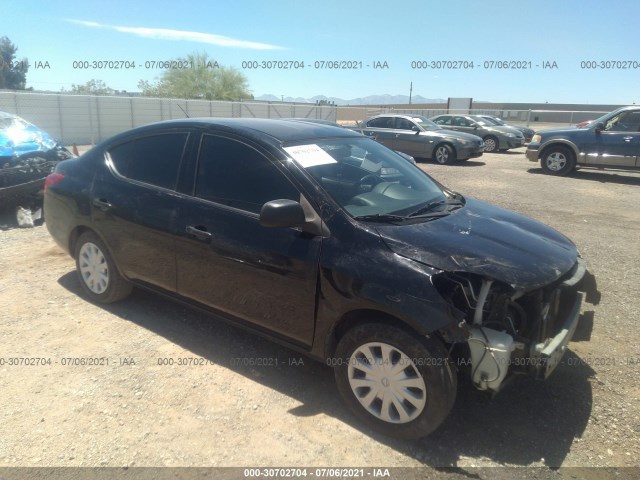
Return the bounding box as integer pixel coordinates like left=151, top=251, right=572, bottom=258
left=531, top=264, right=585, bottom=379
left=436, top=258, right=589, bottom=392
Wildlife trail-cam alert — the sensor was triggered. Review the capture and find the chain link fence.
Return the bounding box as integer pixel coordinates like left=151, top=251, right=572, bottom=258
left=0, top=91, right=338, bottom=146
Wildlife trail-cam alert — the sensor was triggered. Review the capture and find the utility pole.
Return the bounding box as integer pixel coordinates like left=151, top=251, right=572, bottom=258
left=409, top=82, right=413, bottom=105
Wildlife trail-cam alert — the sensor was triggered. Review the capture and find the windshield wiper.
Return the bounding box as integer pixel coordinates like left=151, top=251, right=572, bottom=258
left=408, top=198, right=464, bottom=217
left=353, top=213, right=408, bottom=223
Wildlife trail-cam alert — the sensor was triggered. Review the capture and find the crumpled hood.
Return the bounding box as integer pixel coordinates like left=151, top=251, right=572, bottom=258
left=375, top=197, right=578, bottom=290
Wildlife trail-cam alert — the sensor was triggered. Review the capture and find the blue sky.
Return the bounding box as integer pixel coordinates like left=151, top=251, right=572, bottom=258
left=4, top=0, right=639, bottom=104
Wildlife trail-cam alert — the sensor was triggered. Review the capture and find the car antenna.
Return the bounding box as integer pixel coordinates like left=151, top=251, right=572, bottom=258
left=177, top=104, right=190, bottom=118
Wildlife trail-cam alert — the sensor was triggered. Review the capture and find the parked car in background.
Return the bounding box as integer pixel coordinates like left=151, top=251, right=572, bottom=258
left=45, top=118, right=589, bottom=439
left=286, top=117, right=417, bottom=164
left=472, top=114, right=535, bottom=143
left=358, top=114, right=484, bottom=164
left=0, top=111, right=74, bottom=207
left=526, top=106, right=640, bottom=175
left=430, top=114, right=525, bottom=152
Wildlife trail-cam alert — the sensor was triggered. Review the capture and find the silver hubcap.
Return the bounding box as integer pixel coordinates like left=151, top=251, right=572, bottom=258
left=435, top=147, right=448, bottom=163
left=347, top=342, right=427, bottom=424
left=78, top=242, right=109, bottom=294
left=545, top=152, right=567, bottom=171
left=484, top=138, right=497, bottom=151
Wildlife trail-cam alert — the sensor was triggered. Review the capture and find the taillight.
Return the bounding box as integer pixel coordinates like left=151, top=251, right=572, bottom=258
left=44, top=173, right=64, bottom=192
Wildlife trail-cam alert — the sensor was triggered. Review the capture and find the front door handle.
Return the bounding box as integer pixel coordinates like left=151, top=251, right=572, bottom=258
left=186, top=225, right=212, bottom=240
left=623, top=136, right=633, bottom=142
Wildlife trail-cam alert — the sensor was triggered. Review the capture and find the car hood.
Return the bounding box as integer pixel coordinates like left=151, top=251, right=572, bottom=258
left=535, top=126, right=587, bottom=136
left=375, top=197, right=578, bottom=290
left=484, top=125, right=522, bottom=135
left=425, top=129, right=483, bottom=142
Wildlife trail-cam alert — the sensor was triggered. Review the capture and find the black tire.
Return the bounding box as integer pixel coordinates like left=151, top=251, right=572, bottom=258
left=74, top=231, right=132, bottom=303
left=540, top=145, right=576, bottom=176
left=334, top=323, right=457, bottom=439
left=433, top=144, right=456, bottom=165
left=483, top=136, right=499, bottom=153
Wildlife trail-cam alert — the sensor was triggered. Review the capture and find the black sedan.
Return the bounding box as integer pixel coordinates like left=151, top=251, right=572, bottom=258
left=45, top=118, right=588, bottom=439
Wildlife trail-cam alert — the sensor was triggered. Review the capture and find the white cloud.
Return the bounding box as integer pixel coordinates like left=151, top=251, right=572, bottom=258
left=66, top=19, right=285, bottom=50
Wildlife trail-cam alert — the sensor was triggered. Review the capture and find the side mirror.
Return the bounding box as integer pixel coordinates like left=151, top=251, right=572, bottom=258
left=260, top=199, right=306, bottom=228
left=594, top=122, right=605, bottom=132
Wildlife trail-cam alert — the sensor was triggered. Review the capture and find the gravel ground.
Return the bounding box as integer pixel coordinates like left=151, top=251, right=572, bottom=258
left=0, top=148, right=638, bottom=478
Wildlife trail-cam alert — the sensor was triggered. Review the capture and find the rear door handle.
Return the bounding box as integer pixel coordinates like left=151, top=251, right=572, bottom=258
left=623, top=136, right=633, bottom=142
left=186, top=225, right=212, bottom=240
left=92, top=198, right=112, bottom=211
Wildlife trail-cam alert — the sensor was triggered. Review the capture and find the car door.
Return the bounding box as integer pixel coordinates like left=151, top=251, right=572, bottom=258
left=173, top=133, right=322, bottom=347
left=392, top=117, right=429, bottom=157
left=449, top=116, right=479, bottom=136
left=91, top=131, right=192, bottom=291
left=585, top=110, right=640, bottom=167
left=362, top=117, right=396, bottom=149
left=432, top=115, right=455, bottom=130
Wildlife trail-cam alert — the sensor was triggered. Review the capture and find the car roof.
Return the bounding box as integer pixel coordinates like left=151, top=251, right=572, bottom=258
left=107, top=117, right=361, bottom=144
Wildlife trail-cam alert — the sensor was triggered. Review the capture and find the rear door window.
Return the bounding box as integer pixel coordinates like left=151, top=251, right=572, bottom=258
left=108, top=133, right=189, bottom=190
left=367, top=117, right=394, bottom=128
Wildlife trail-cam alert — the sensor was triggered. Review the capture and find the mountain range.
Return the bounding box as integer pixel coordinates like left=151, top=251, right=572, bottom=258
left=255, top=94, right=448, bottom=105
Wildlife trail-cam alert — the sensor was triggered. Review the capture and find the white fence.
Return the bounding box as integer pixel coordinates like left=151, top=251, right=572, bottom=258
left=0, top=91, right=337, bottom=145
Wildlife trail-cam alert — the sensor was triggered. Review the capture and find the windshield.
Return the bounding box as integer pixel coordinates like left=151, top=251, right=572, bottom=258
left=469, top=117, right=491, bottom=126
left=284, top=137, right=450, bottom=220
left=410, top=115, right=442, bottom=131
left=478, top=116, right=503, bottom=126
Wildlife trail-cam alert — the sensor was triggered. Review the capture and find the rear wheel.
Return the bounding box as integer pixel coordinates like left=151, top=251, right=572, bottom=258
left=74, top=231, right=132, bottom=303
left=540, top=146, right=576, bottom=175
left=334, top=323, right=456, bottom=439
left=433, top=144, right=456, bottom=165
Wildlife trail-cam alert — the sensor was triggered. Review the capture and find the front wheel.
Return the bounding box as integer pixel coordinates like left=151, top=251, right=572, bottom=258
left=483, top=136, right=499, bottom=153
left=540, top=146, right=576, bottom=176
left=433, top=144, right=456, bottom=165
left=334, top=324, right=457, bottom=439
left=74, top=231, right=132, bottom=303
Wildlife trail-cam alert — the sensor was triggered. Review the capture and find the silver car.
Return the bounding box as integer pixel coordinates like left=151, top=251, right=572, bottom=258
left=358, top=114, right=484, bottom=165
left=430, top=114, right=525, bottom=152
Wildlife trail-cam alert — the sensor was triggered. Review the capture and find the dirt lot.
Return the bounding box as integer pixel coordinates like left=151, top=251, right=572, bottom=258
left=0, top=148, right=639, bottom=477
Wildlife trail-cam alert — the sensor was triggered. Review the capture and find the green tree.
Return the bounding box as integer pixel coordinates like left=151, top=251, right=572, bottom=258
left=0, top=36, right=29, bottom=90
left=67, top=79, right=114, bottom=95
left=138, top=52, right=252, bottom=101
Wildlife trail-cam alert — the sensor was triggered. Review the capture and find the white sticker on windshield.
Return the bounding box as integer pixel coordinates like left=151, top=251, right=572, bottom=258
left=284, top=144, right=337, bottom=168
